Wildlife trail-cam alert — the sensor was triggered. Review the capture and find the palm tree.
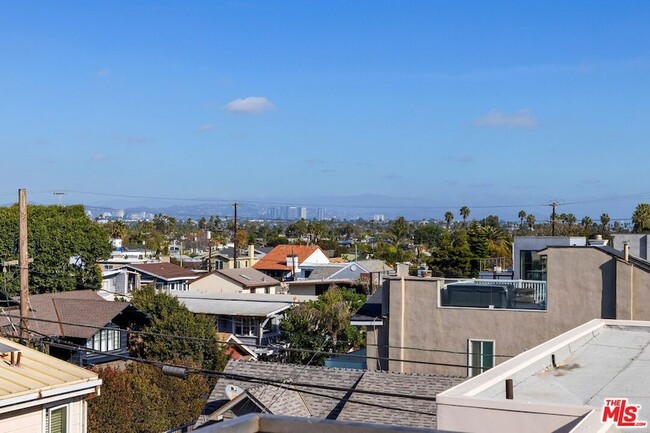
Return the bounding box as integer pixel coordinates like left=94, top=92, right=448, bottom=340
left=600, top=213, right=611, bottom=232
left=518, top=210, right=527, bottom=228
left=526, top=214, right=536, bottom=231
left=444, top=211, right=454, bottom=231
left=460, top=206, right=470, bottom=227
left=632, top=203, right=650, bottom=233
left=581, top=216, right=593, bottom=235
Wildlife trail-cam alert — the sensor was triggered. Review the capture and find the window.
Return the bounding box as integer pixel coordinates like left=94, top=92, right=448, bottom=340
left=468, top=339, right=494, bottom=377
left=46, top=405, right=68, bottom=433
left=520, top=250, right=547, bottom=281
left=86, top=328, right=121, bottom=352
left=234, top=318, right=257, bottom=337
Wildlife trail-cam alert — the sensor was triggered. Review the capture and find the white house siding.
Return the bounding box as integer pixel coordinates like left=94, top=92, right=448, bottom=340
left=0, top=398, right=85, bottom=433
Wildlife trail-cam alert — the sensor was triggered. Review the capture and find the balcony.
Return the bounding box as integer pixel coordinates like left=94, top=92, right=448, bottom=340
left=440, top=279, right=547, bottom=311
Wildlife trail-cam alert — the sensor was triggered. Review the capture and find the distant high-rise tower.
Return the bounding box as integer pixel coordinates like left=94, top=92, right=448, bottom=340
left=300, top=207, right=307, bottom=220
left=288, top=206, right=298, bottom=220
left=318, top=208, right=324, bottom=221
left=373, top=214, right=385, bottom=222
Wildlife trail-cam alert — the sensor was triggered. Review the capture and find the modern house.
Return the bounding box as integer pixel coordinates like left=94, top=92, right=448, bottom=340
left=202, top=245, right=270, bottom=271
left=4, top=290, right=147, bottom=366
left=437, top=319, right=650, bottom=433
left=97, top=248, right=156, bottom=271
left=253, top=245, right=330, bottom=281
left=189, top=268, right=282, bottom=295
left=0, top=336, right=102, bottom=433
left=100, top=267, right=140, bottom=300
left=125, top=262, right=200, bottom=291
left=366, top=242, right=650, bottom=377
left=174, top=292, right=317, bottom=350
left=194, top=360, right=464, bottom=430
left=513, top=236, right=586, bottom=280
left=287, top=260, right=393, bottom=296
left=611, top=233, right=650, bottom=260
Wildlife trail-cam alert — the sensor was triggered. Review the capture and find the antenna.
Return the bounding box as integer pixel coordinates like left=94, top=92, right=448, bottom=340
left=53, top=191, right=66, bottom=206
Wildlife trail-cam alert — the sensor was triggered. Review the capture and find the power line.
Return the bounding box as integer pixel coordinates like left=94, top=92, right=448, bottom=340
left=0, top=313, right=497, bottom=370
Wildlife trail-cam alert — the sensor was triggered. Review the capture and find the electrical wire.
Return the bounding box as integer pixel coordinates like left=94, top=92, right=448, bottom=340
left=1, top=313, right=494, bottom=371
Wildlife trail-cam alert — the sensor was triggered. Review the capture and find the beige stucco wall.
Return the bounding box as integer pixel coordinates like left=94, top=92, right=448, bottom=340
left=0, top=398, right=86, bottom=433
left=189, top=274, right=243, bottom=294
left=380, top=247, right=650, bottom=376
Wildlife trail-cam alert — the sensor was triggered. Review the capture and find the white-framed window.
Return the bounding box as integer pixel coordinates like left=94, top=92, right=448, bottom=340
left=234, top=318, right=257, bottom=337
left=45, top=404, right=68, bottom=433
left=86, top=328, right=121, bottom=352
left=468, top=339, right=495, bottom=377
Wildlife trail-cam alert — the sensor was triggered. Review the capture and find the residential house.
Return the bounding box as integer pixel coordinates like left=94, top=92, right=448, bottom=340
left=4, top=290, right=147, bottom=366
left=174, top=292, right=317, bottom=350
left=437, top=319, right=650, bottom=433
left=611, top=233, right=650, bottom=260
left=366, top=243, right=650, bottom=377
left=97, top=248, right=156, bottom=271
left=0, top=337, right=102, bottom=433
left=100, top=267, right=140, bottom=300
left=253, top=245, right=330, bottom=281
left=217, top=333, right=257, bottom=361
left=287, top=260, right=393, bottom=296
left=202, top=245, right=270, bottom=271
left=194, top=360, right=464, bottom=430
left=189, top=268, right=282, bottom=295
left=513, top=236, right=586, bottom=280
left=125, top=262, right=200, bottom=291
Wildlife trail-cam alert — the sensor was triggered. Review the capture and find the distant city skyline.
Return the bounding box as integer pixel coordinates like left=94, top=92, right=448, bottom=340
left=1, top=2, right=649, bottom=220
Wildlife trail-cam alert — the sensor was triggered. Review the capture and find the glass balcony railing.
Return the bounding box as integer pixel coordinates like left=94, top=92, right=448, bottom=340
left=440, top=279, right=547, bottom=311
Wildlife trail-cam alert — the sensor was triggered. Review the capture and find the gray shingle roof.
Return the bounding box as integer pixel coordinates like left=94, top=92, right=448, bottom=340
left=197, top=360, right=464, bottom=429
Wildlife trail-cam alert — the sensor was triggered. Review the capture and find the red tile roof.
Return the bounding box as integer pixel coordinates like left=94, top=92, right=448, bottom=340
left=253, top=245, right=323, bottom=271
left=128, top=262, right=199, bottom=280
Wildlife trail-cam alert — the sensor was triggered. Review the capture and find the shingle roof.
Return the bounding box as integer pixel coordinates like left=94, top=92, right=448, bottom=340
left=356, top=260, right=392, bottom=273
left=253, top=245, right=323, bottom=271
left=216, top=268, right=281, bottom=288
left=127, top=262, right=199, bottom=280
left=247, top=385, right=313, bottom=417
left=306, top=265, right=347, bottom=280
left=197, top=360, right=464, bottom=429
left=351, top=287, right=383, bottom=323
left=7, top=290, right=131, bottom=339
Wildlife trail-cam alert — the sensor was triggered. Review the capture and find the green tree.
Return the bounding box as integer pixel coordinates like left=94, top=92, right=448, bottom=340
left=581, top=216, right=593, bottom=236
left=88, top=363, right=210, bottom=433
left=281, top=287, right=364, bottom=365
left=388, top=216, right=410, bottom=245
left=0, top=204, right=111, bottom=295
left=460, top=206, right=470, bottom=227
left=632, top=203, right=650, bottom=233
left=600, top=213, right=611, bottom=233
left=518, top=210, right=527, bottom=228
left=526, top=214, right=536, bottom=231
left=444, top=211, right=454, bottom=230
left=413, top=223, right=444, bottom=249
left=129, top=286, right=227, bottom=372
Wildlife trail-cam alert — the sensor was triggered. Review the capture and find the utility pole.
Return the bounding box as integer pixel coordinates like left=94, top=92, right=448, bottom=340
left=19, top=189, right=29, bottom=343
left=549, top=201, right=559, bottom=236
left=231, top=203, right=239, bottom=269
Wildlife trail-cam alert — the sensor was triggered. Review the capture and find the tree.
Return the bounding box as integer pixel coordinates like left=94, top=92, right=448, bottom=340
left=518, top=210, right=527, bottom=228
left=129, top=286, right=227, bottom=372
left=581, top=216, right=593, bottom=236
left=480, top=215, right=500, bottom=229
left=632, top=203, right=650, bottom=233
left=600, top=213, right=611, bottom=233
left=413, top=223, right=444, bottom=249
left=526, top=214, right=536, bottom=231
left=388, top=216, right=410, bottom=245
left=444, top=211, right=454, bottom=230
left=88, top=363, right=210, bottom=433
left=0, top=204, right=111, bottom=295
left=281, top=287, right=364, bottom=365
left=460, top=206, right=470, bottom=227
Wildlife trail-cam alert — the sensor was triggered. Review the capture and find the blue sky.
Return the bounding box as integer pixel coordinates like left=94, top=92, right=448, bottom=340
left=1, top=1, right=649, bottom=220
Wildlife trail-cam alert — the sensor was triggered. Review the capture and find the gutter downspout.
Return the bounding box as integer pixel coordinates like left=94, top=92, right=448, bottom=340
left=624, top=242, right=634, bottom=320
left=399, top=277, right=405, bottom=373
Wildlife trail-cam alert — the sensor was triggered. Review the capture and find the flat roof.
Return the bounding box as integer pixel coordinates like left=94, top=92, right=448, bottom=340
left=180, top=297, right=292, bottom=317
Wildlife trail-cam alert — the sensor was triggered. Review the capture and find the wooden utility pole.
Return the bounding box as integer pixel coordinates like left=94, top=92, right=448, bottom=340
left=549, top=201, right=559, bottom=236
left=231, top=203, right=239, bottom=268
left=19, top=189, right=29, bottom=342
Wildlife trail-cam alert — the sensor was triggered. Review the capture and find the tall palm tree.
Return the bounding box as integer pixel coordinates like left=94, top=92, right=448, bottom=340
left=518, top=210, right=527, bottom=227
left=581, top=216, right=593, bottom=235
left=600, top=213, right=611, bottom=232
left=460, top=206, right=470, bottom=227
left=444, top=211, right=454, bottom=231
left=632, top=203, right=650, bottom=233
left=526, top=214, right=536, bottom=231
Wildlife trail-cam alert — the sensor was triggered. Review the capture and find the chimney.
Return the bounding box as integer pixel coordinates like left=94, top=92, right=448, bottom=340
left=624, top=241, right=630, bottom=262
left=248, top=244, right=255, bottom=260
left=587, top=234, right=609, bottom=247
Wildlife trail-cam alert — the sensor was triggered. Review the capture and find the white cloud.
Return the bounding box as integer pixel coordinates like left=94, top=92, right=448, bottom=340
left=196, top=124, right=217, bottom=133
left=224, top=96, right=275, bottom=114
left=474, top=109, right=538, bottom=128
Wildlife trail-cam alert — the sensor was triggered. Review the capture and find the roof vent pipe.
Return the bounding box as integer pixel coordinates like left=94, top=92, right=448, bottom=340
left=624, top=241, right=630, bottom=262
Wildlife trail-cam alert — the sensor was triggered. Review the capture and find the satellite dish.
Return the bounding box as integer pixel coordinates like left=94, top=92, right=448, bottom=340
left=350, top=265, right=357, bottom=271
left=225, top=384, right=244, bottom=400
